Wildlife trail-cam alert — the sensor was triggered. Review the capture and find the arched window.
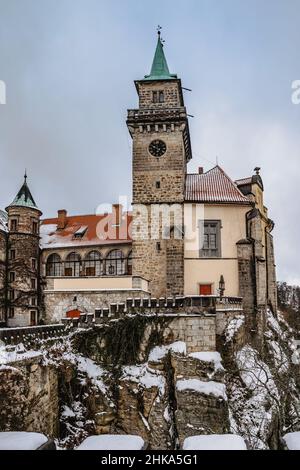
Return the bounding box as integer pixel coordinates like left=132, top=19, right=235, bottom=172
left=84, top=251, right=102, bottom=276
left=46, top=253, right=62, bottom=277
left=65, top=252, right=81, bottom=277
left=127, top=251, right=132, bottom=275
left=105, top=250, right=125, bottom=276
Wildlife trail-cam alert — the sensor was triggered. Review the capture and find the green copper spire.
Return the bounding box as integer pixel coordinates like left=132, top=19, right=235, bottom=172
left=7, top=172, right=39, bottom=210
left=143, top=30, right=177, bottom=81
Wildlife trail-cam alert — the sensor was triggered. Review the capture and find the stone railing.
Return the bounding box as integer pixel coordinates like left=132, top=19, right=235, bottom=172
left=0, top=296, right=244, bottom=343
left=0, top=324, right=72, bottom=346
left=60, top=295, right=244, bottom=329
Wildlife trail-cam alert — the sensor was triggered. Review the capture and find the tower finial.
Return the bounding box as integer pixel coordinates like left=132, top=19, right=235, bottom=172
left=157, top=25, right=162, bottom=37
left=24, top=169, right=27, bottom=182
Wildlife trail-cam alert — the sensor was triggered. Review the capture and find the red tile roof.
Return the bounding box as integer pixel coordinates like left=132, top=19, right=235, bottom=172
left=40, top=212, right=133, bottom=249
left=185, top=166, right=251, bottom=205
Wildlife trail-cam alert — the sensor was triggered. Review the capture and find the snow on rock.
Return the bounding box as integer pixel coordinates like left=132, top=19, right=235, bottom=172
left=225, top=315, right=245, bottom=343
left=148, top=341, right=186, bottom=362
left=0, top=343, right=41, bottom=365
left=76, top=434, right=144, bottom=450
left=282, top=432, right=300, bottom=450
left=266, top=309, right=281, bottom=336
left=236, top=345, right=278, bottom=398
left=229, top=344, right=280, bottom=449
left=189, top=351, right=224, bottom=372
left=122, top=364, right=166, bottom=395
left=0, top=432, right=48, bottom=450
left=183, top=434, right=247, bottom=450
left=176, top=379, right=227, bottom=401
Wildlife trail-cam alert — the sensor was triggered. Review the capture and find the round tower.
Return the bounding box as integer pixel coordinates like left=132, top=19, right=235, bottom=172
left=5, top=174, right=42, bottom=327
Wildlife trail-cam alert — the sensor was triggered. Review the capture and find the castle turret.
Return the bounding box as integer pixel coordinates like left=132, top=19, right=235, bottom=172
left=5, top=173, right=42, bottom=326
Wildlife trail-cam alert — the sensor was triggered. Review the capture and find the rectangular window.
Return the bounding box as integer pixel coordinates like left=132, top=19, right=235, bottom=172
left=30, top=311, right=36, bottom=326
left=31, top=258, right=37, bottom=270
left=10, top=219, right=18, bottom=231
left=9, top=249, right=16, bottom=260
left=31, top=297, right=37, bottom=306
left=32, top=221, right=38, bottom=234
left=9, top=272, right=15, bottom=282
left=159, top=91, right=164, bottom=103
left=9, top=289, right=15, bottom=300
left=153, top=90, right=164, bottom=103
left=31, top=278, right=37, bottom=289
left=9, top=307, right=15, bottom=318
left=199, top=220, right=221, bottom=258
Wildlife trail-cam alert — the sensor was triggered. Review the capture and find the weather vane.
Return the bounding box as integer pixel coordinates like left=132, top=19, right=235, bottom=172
left=157, top=25, right=165, bottom=44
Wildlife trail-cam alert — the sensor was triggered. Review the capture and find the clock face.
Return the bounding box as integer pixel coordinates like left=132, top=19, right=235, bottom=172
left=148, top=139, right=167, bottom=157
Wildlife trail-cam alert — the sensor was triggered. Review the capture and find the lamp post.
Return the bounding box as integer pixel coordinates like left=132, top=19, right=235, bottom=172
left=219, top=275, right=225, bottom=300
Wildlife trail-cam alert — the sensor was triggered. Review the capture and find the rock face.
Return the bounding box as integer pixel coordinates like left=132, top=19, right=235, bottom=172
left=0, top=359, right=58, bottom=437
left=0, top=309, right=299, bottom=450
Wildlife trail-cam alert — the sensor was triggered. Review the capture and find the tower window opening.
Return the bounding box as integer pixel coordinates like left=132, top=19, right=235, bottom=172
left=10, top=219, right=18, bottom=231
left=159, top=91, right=164, bottom=103
left=156, top=242, right=161, bottom=252
left=156, top=180, right=161, bottom=189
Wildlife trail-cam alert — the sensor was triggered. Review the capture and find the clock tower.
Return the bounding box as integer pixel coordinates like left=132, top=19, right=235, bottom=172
left=127, top=31, right=192, bottom=298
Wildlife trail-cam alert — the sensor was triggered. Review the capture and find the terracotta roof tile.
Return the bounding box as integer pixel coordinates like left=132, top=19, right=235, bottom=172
left=40, top=212, right=132, bottom=249
left=185, top=166, right=251, bottom=205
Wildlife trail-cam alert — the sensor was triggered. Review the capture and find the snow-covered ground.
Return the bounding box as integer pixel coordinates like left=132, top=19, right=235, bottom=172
left=183, top=434, right=247, bottom=450
left=0, top=432, right=48, bottom=450
left=282, top=432, right=300, bottom=450
left=76, top=434, right=144, bottom=450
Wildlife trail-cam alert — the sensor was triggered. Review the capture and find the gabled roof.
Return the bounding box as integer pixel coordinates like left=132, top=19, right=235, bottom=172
left=143, top=33, right=177, bottom=81
left=40, top=212, right=133, bottom=249
left=7, top=174, right=39, bottom=211
left=185, top=166, right=251, bottom=205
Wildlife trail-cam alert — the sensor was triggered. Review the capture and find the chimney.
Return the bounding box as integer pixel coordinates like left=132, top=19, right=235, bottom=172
left=198, top=167, right=204, bottom=175
left=112, top=204, right=123, bottom=226
left=57, top=209, right=67, bottom=230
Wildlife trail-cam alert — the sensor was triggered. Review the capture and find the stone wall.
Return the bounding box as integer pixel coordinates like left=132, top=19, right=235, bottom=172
left=44, top=289, right=150, bottom=323
left=266, top=232, right=277, bottom=312
left=0, top=358, right=59, bottom=437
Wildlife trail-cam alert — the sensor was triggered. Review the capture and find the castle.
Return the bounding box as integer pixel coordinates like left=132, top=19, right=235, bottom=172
left=0, top=33, right=277, bottom=328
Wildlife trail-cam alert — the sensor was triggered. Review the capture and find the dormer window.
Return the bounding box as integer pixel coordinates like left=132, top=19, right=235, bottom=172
left=73, top=226, right=88, bottom=239
left=153, top=91, right=164, bottom=103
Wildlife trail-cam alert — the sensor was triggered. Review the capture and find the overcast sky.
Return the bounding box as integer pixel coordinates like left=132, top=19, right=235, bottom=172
left=0, top=0, right=299, bottom=284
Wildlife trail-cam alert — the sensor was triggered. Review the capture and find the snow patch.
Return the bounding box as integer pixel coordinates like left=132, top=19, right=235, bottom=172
left=183, top=434, right=247, bottom=450
left=176, top=379, right=227, bottom=400
left=76, top=435, right=144, bottom=450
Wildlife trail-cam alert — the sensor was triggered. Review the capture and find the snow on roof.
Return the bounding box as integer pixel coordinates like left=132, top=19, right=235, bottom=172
left=183, top=434, right=247, bottom=451
left=282, top=432, right=300, bottom=450
left=76, top=435, right=144, bottom=450
left=185, top=166, right=251, bottom=204
left=40, top=212, right=132, bottom=249
left=0, top=432, right=48, bottom=450
left=176, top=378, right=227, bottom=400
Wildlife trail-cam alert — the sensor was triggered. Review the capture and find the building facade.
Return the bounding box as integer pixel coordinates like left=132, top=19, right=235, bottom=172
left=0, top=33, right=277, bottom=327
